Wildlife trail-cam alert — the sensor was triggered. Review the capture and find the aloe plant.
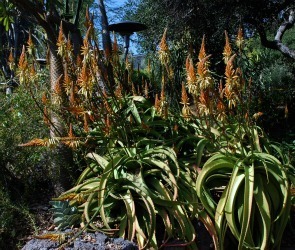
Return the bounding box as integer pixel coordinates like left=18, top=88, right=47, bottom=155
left=53, top=93, right=204, bottom=249
left=196, top=123, right=292, bottom=250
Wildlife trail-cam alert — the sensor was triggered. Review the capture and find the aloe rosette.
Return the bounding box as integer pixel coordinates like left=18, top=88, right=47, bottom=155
left=196, top=134, right=292, bottom=250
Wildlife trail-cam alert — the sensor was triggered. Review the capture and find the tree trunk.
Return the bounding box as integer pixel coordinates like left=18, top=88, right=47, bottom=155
left=48, top=44, right=74, bottom=196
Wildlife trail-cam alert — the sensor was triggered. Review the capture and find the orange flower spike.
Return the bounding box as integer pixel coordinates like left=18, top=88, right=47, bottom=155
left=19, top=138, right=46, bottom=147
left=18, top=45, right=27, bottom=71
left=284, top=104, right=288, bottom=119
left=154, top=93, right=160, bottom=111
left=84, top=6, right=92, bottom=29
left=113, top=33, right=119, bottom=54
left=223, top=31, right=232, bottom=64
left=81, top=28, right=92, bottom=63
left=64, top=66, right=71, bottom=89
left=181, top=82, right=189, bottom=105
left=57, top=22, right=66, bottom=56
left=236, top=26, right=244, bottom=50
left=199, top=91, right=206, bottom=105
left=185, top=56, right=190, bottom=72
left=8, top=49, right=14, bottom=70
left=102, top=89, right=108, bottom=98
left=197, top=58, right=206, bottom=78
left=18, top=45, right=28, bottom=84
left=104, top=115, right=111, bottom=136
left=198, top=35, right=206, bottom=61
left=225, top=54, right=237, bottom=86
left=54, top=75, right=63, bottom=96
left=159, top=28, right=168, bottom=52
left=219, top=80, right=224, bottom=97
left=69, top=83, right=75, bottom=106
left=43, top=107, right=50, bottom=126
left=160, top=84, right=165, bottom=101
left=76, top=54, right=83, bottom=68
left=158, top=28, right=169, bottom=65
left=30, top=64, right=36, bottom=78
left=217, top=100, right=225, bottom=112
left=78, top=64, right=89, bottom=88
left=187, top=59, right=196, bottom=84
left=115, top=84, right=123, bottom=99
left=84, top=113, right=89, bottom=133
left=27, top=30, right=35, bottom=56
left=253, top=112, right=263, bottom=121
left=66, top=34, right=73, bottom=59
left=42, top=92, right=48, bottom=105
left=68, top=123, right=74, bottom=138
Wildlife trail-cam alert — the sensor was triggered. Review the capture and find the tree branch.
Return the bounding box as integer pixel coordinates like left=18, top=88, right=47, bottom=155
left=256, top=8, right=295, bottom=59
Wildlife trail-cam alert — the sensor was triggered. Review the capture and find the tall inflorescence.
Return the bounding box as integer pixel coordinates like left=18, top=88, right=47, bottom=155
left=184, top=35, right=215, bottom=118
left=183, top=30, right=250, bottom=122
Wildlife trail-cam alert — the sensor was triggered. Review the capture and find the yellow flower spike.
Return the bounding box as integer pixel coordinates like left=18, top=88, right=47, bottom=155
left=223, top=31, right=232, bottom=64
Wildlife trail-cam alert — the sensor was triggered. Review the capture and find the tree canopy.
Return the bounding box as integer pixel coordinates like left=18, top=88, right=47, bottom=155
left=124, top=0, right=295, bottom=59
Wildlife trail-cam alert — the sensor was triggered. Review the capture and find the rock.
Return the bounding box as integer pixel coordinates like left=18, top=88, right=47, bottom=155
left=21, top=238, right=59, bottom=250
left=21, top=231, right=138, bottom=250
